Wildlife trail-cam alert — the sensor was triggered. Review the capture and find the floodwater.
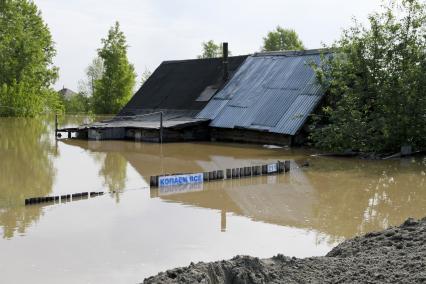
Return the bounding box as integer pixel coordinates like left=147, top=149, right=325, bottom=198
left=0, top=116, right=425, bottom=284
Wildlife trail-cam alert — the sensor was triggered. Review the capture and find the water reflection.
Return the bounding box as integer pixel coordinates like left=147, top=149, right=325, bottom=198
left=79, top=141, right=128, bottom=201
left=99, top=153, right=127, bottom=202
left=0, top=118, right=56, bottom=239
left=1, top=117, right=425, bottom=283
left=305, top=157, right=426, bottom=240
left=64, top=139, right=426, bottom=243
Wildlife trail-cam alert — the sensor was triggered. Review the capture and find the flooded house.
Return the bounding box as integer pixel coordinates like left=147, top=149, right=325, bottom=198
left=62, top=46, right=328, bottom=146
left=197, top=49, right=326, bottom=145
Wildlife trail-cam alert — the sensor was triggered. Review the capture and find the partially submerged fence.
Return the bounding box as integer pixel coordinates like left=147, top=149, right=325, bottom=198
left=24, top=161, right=291, bottom=206
left=25, top=191, right=104, bottom=206
left=150, top=160, right=291, bottom=187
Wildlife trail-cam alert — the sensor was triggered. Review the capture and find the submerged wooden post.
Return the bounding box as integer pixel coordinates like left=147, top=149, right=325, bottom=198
left=262, top=165, right=267, bottom=175
left=278, top=161, right=285, bottom=173
left=203, top=172, right=209, bottom=182
left=247, top=167, right=252, bottom=176
left=55, top=113, right=58, bottom=139
left=150, top=176, right=158, bottom=187
left=226, top=169, right=232, bottom=179
left=284, top=160, right=291, bottom=172
left=159, top=112, right=163, bottom=144
left=217, top=170, right=224, bottom=180
left=251, top=166, right=257, bottom=176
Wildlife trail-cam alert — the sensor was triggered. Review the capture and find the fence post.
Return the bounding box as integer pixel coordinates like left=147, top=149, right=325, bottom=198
left=159, top=112, right=163, bottom=144
left=55, top=113, right=58, bottom=139
left=284, top=160, right=291, bottom=172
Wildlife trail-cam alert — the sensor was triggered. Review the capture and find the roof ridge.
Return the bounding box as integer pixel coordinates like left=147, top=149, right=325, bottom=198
left=253, top=48, right=331, bottom=57
left=162, top=55, right=249, bottom=65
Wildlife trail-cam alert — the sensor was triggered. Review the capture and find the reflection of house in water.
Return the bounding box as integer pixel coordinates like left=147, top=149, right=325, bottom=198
left=63, top=139, right=426, bottom=243
left=150, top=170, right=317, bottom=234
left=63, top=139, right=319, bottom=235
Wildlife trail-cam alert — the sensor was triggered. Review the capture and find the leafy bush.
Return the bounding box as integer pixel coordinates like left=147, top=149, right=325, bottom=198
left=311, top=0, right=426, bottom=153
left=0, top=0, right=61, bottom=116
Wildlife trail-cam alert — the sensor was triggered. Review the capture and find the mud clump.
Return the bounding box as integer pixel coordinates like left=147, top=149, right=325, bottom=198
left=143, top=217, right=426, bottom=283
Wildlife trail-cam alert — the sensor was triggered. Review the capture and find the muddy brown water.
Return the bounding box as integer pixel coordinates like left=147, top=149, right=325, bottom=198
left=0, top=116, right=425, bottom=283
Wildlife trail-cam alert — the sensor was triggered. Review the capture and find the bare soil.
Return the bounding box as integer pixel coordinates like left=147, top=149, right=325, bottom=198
left=143, top=217, right=426, bottom=283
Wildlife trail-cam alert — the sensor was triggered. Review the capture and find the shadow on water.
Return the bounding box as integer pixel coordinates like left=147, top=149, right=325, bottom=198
left=63, top=138, right=426, bottom=244
left=0, top=117, right=56, bottom=239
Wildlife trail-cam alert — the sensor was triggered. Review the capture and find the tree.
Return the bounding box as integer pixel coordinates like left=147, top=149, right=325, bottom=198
left=198, top=40, right=231, bottom=58
left=79, top=56, right=104, bottom=97
left=261, top=26, right=305, bottom=51
left=140, top=68, right=152, bottom=86
left=92, top=22, right=136, bottom=114
left=0, top=0, right=61, bottom=116
left=311, top=0, right=426, bottom=153
left=61, top=93, right=90, bottom=114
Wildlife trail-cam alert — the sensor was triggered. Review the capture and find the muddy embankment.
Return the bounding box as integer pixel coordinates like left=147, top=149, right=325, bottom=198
left=143, top=217, right=426, bottom=283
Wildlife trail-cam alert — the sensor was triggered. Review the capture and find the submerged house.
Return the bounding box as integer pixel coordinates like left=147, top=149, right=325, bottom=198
left=197, top=50, right=325, bottom=145
left=64, top=47, right=328, bottom=146
left=73, top=52, right=247, bottom=141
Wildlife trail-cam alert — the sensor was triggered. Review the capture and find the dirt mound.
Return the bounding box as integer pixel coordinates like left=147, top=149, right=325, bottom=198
left=143, top=217, right=426, bottom=283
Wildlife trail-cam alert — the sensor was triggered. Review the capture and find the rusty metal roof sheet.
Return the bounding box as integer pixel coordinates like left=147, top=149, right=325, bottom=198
left=197, top=50, right=327, bottom=135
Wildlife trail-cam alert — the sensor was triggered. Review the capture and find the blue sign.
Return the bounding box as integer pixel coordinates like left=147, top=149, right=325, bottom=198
left=158, top=173, right=204, bottom=187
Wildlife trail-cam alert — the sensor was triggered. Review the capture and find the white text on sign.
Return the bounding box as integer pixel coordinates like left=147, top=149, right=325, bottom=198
left=159, top=173, right=204, bottom=187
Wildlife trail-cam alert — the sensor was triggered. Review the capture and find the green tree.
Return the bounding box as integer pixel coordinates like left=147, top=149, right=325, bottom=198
left=261, top=26, right=304, bottom=51
left=92, top=22, right=136, bottom=114
left=311, top=0, right=426, bottom=153
left=61, top=93, right=90, bottom=114
left=0, top=0, right=61, bottom=116
left=78, top=56, right=104, bottom=97
left=198, top=40, right=231, bottom=59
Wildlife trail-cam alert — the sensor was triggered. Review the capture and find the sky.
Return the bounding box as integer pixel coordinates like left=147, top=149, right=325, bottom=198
left=34, top=0, right=383, bottom=91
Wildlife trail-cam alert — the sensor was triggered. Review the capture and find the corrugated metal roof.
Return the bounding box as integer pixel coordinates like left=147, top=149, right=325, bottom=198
left=82, top=110, right=208, bottom=130
left=197, top=50, right=327, bottom=135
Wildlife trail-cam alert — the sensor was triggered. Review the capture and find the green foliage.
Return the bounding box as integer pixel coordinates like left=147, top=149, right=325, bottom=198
left=0, top=0, right=61, bottom=116
left=78, top=57, right=104, bottom=97
left=311, top=0, right=426, bottom=153
left=198, top=40, right=231, bottom=59
left=92, top=22, right=136, bottom=114
left=262, top=26, right=304, bottom=51
left=140, top=69, right=152, bottom=86
left=61, top=93, right=90, bottom=114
